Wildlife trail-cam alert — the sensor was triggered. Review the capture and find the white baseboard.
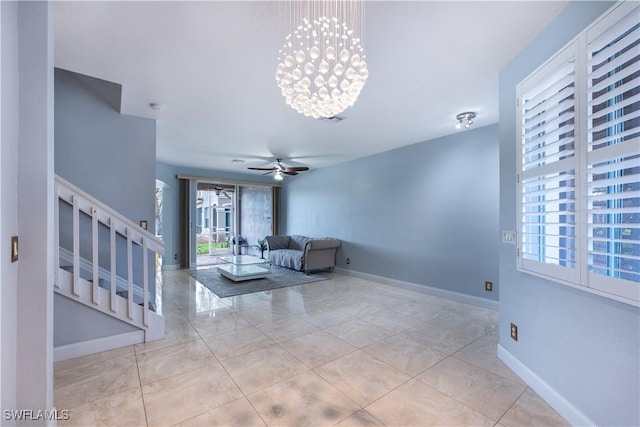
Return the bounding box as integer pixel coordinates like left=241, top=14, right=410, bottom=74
left=497, top=344, right=595, bottom=427
left=54, top=330, right=145, bottom=362
left=335, top=267, right=498, bottom=310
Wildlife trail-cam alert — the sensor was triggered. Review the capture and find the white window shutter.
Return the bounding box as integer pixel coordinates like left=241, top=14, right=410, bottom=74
left=586, top=3, right=640, bottom=301
left=517, top=44, right=580, bottom=284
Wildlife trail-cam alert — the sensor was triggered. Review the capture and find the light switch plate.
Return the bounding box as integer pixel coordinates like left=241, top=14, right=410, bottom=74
left=502, top=230, right=517, bottom=244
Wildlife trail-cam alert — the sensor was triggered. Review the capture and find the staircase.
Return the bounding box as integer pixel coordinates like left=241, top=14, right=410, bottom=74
left=54, top=175, right=165, bottom=346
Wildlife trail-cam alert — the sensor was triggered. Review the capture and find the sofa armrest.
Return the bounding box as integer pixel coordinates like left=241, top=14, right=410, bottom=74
left=307, top=238, right=341, bottom=251
left=303, top=238, right=341, bottom=274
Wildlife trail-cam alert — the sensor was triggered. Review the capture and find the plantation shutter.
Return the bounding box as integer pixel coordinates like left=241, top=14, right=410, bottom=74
left=585, top=3, right=640, bottom=300
left=517, top=45, right=579, bottom=284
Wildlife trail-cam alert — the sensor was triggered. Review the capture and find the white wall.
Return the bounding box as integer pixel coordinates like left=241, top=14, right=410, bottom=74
left=1, top=1, right=19, bottom=416
left=16, top=1, right=55, bottom=415
left=1, top=1, right=55, bottom=420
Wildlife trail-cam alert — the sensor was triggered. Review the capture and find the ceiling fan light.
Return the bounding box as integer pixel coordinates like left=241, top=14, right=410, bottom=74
left=456, top=111, right=477, bottom=130
left=274, top=171, right=284, bottom=181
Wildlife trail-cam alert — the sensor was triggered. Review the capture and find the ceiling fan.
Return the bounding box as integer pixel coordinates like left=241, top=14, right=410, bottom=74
left=248, top=159, right=309, bottom=180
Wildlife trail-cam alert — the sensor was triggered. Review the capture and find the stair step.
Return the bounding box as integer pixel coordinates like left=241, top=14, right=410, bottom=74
left=115, top=290, right=156, bottom=312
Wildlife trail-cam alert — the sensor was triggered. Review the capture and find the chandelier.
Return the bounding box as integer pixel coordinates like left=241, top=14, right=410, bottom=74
left=275, top=0, right=369, bottom=119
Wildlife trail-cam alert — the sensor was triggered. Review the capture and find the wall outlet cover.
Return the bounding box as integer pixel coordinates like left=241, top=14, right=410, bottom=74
left=11, top=236, right=18, bottom=263
left=510, top=323, right=518, bottom=341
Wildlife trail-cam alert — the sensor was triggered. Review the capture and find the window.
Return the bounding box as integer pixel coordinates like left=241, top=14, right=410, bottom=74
left=517, top=2, right=639, bottom=305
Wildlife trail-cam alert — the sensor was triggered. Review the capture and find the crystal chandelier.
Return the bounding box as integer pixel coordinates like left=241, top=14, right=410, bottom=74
left=275, top=0, right=369, bottom=119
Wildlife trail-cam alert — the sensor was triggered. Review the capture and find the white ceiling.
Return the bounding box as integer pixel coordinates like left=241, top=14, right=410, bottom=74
left=54, top=1, right=568, bottom=174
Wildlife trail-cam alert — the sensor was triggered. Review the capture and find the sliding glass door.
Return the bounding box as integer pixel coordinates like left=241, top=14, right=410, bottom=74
left=192, top=181, right=275, bottom=266
left=195, top=182, right=235, bottom=266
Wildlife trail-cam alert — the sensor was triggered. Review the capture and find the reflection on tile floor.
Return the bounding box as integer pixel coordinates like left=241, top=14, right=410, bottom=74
left=55, top=270, right=569, bottom=426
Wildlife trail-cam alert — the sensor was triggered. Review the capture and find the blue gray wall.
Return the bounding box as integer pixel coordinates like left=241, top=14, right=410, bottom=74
left=498, top=2, right=639, bottom=426
left=281, top=124, right=499, bottom=302
left=54, top=68, right=157, bottom=345
left=55, top=68, right=156, bottom=227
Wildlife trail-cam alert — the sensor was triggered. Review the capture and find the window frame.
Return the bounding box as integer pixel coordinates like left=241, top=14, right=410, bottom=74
left=516, top=1, right=639, bottom=307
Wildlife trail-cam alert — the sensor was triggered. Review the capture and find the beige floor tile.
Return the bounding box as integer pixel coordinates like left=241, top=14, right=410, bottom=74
left=363, top=333, right=446, bottom=376
left=426, top=315, right=496, bottom=339
left=220, top=345, right=309, bottom=394
left=416, top=357, right=527, bottom=421
left=453, top=336, right=526, bottom=385
left=279, top=330, right=358, bottom=368
left=247, top=370, right=360, bottom=427
left=238, top=307, right=295, bottom=327
left=336, top=300, right=384, bottom=318
left=188, top=310, right=253, bottom=338
left=334, top=410, right=384, bottom=426
left=393, top=301, right=455, bottom=323
left=177, top=397, right=266, bottom=427
left=256, top=316, right=320, bottom=343
left=365, top=379, right=494, bottom=426
left=296, top=308, right=353, bottom=329
left=54, top=355, right=140, bottom=409
left=325, top=318, right=394, bottom=348
left=53, top=271, right=566, bottom=427
left=202, top=326, right=276, bottom=360
left=135, top=313, right=200, bottom=354
left=499, top=388, right=569, bottom=427
left=358, top=310, right=415, bottom=333
left=60, top=388, right=146, bottom=427
left=54, top=345, right=135, bottom=374
left=404, top=323, right=475, bottom=355
left=314, top=350, right=410, bottom=407
left=137, top=339, right=216, bottom=385
left=142, top=362, right=242, bottom=426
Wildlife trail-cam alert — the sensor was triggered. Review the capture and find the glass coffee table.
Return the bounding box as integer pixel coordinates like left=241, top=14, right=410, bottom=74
left=216, top=255, right=271, bottom=282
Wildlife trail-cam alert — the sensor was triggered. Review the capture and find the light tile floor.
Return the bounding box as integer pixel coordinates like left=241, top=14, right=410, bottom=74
left=55, top=270, right=569, bottom=426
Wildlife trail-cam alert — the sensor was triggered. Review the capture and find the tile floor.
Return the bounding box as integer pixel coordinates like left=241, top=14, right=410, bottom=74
left=55, top=270, right=569, bottom=426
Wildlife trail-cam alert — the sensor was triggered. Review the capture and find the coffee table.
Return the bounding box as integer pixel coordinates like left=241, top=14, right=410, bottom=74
left=216, top=255, right=271, bottom=282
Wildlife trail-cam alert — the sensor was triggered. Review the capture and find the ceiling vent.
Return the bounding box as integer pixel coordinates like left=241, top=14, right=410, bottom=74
left=319, top=115, right=345, bottom=123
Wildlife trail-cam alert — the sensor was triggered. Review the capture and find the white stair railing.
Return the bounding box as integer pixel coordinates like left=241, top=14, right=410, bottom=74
left=54, top=175, right=164, bottom=338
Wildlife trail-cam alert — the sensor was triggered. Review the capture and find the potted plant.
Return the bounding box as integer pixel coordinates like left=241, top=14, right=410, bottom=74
left=254, top=238, right=268, bottom=259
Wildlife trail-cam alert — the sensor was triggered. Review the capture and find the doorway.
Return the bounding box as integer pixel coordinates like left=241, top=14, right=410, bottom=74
left=195, top=182, right=235, bottom=266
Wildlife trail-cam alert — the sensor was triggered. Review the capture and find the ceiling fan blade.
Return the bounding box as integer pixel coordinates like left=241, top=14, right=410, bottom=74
left=283, top=171, right=298, bottom=176
left=285, top=166, right=309, bottom=172
left=262, top=171, right=274, bottom=175
left=248, top=167, right=275, bottom=171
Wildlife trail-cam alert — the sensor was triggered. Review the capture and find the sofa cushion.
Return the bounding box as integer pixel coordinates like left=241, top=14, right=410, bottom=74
left=266, top=235, right=290, bottom=250
left=288, top=235, right=310, bottom=251
left=269, top=249, right=304, bottom=271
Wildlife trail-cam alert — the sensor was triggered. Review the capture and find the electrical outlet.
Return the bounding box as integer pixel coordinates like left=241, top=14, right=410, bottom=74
left=485, top=281, right=493, bottom=292
left=346, top=257, right=350, bottom=265
left=510, top=323, right=518, bottom=341
left=11, top=236, right=18, bottom=263
left=174, top=253, right=178, bottom=261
